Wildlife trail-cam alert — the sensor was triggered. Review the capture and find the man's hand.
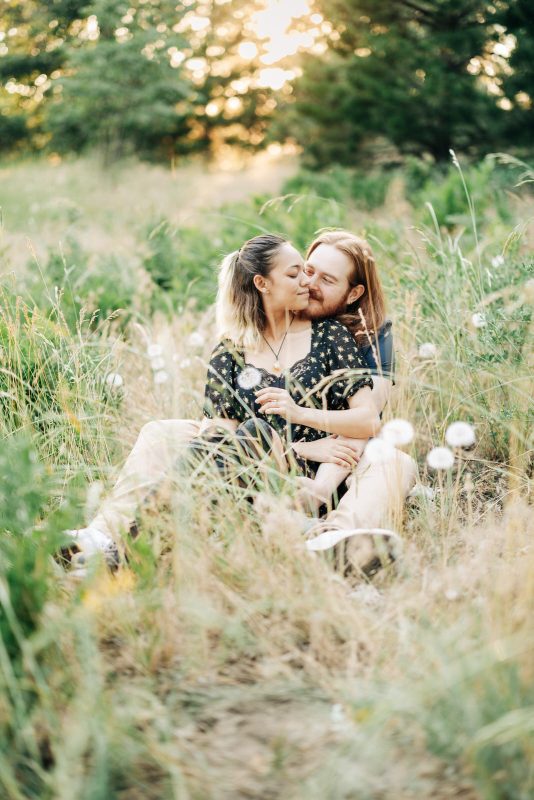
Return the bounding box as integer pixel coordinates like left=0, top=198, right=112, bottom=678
left=255, top=387, right=305, bottom=424
left=293, top=436, right=367, bottom=469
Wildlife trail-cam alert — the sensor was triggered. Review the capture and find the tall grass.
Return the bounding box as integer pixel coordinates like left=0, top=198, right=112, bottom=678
left=0, top=155, right=532, bottom=798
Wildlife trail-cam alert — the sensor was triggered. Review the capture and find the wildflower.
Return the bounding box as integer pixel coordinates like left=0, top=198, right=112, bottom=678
left=153, top=370, right=169, bottom=384
left=381, top=418, right=414, bottom=446
left=445, top=421, right=475, bottom=448
left=471, top=312, right=486, bottom=328
left=147, top=343, right=163, bottom=358
left=418, top=342, right=437, bottom=359
left=237, top=366, right=263, bottom=390
left=426, top=446, right=455, bottom=470
left=105, top=372, right=123, bottom=390
left=408, top=483, right=435, bottom=501
left=150, top=356, right=165, bottom=371
left=365, top=438, right=396, bottom=464
left=491, top=254, right=505, bottom=268
left=187, top=331, right=204, bottom=348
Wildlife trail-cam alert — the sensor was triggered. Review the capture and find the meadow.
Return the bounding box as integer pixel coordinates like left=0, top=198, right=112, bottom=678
left=0, top=151, right=532, bottom=799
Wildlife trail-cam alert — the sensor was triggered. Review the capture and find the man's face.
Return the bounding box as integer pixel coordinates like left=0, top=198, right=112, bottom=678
left=303, top=243, right=361, bottom=319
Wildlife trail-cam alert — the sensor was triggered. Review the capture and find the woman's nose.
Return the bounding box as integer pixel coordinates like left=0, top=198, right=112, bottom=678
left=300, top=271, right=311, bottom=287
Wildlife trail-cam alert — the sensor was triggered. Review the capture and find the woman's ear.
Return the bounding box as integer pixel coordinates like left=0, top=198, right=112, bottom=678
left=253, top=274, right=269, bottom=294
left=347, top=284, right=365, bottom=305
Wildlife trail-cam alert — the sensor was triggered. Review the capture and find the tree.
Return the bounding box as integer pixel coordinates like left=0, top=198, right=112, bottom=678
left=42, top=0, right=200, bottom=161
left=287, top=0, right=506, bottom=166
left=497, top=0, right=534, bottom=148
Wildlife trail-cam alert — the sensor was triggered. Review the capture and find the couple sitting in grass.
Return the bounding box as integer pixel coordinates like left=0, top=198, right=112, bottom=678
left=66, top=230, right=416, bottom=575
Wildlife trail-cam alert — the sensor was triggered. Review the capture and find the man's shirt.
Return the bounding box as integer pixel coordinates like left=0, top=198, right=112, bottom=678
left=360, top=319, right=395, bottom=381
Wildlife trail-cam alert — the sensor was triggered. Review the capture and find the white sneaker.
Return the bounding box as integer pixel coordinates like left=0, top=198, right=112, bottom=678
left=305, top=527, right=402, bottom=553
left=64, top=526, right=120, bottom=571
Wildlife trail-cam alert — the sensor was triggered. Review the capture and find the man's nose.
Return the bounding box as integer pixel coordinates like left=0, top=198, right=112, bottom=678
left=300, top=271, right=311, bottom=288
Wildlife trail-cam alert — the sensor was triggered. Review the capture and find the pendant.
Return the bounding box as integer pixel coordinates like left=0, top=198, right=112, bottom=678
left=273, top=360, right=282, bottom=373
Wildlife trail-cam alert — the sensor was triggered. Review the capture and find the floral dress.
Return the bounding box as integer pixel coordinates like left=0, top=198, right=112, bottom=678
left=203, top=319, right=373, bottom=473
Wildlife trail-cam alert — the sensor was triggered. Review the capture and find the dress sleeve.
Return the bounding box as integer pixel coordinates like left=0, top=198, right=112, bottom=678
left=360, top=319, right=395, bottom=381
left=203, top=341, right=246, bottom=422
left=323, top=320, right=373, bottom=407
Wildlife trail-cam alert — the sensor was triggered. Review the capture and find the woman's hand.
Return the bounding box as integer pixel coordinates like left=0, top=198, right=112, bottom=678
left=293, top=436, right=367, bottom=468
left=255, top=387, right=305, bottom=424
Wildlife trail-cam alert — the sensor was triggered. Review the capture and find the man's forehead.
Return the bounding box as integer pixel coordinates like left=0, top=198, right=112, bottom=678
left=306, top=247, right=349, bottom=281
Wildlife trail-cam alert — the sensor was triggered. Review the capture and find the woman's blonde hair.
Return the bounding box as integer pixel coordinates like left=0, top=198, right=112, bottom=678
left=216, top=233, right=288, bottom=349
left=306, top=230, right=386, bottom=341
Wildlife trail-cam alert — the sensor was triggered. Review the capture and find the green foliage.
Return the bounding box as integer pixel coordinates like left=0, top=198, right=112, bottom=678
left=0, top=282, right=120, bottom=468
left=283, top=166, right=392, bottom=210
left=45, top=1, right=196, bottom=162
left=28, top=236, right=141, bottom=331
left=288, top=0, right=508, bottom=166
left=0, top=434, right=76, bottom=665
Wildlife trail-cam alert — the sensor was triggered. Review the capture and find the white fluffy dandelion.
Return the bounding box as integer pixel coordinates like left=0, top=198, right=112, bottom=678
left=381, top=418, right=414, bottom=447
left=105, top=372, right=123, bottom=390
left=418, top=342, right=437, bottom=359
left=471, top=312, right=487, bottom=328
left=187, top=331, right=204, bottom=348
left=365, top=438, right=396, bottom=464
left=147, top=343, right=163, bottom=358
left=150, top=356, right=165, bottom=371
left=445, top=421, right=476, bottom=448
left=237, top=366, right=263, bottom=390
left=408, top=483, right=436, bottom=501
left=426, top=446, right=455, bottom=470
left=153, top=369, right=169, bottom=384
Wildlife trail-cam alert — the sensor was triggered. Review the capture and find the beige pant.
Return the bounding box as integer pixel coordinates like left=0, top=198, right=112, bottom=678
left=92, top=419, right=417, bottom=539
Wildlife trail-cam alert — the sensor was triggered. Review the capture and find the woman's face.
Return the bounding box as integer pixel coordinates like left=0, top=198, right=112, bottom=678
left=259, top=243, right=310, bottom=312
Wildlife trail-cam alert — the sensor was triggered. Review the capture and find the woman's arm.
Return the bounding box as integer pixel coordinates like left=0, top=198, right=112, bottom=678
left=256, top=385, right=381, bottom=439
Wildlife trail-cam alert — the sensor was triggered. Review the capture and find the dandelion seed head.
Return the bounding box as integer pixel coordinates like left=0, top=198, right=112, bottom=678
left=408, top=483, right=436, bottom=501
left=445, top=421, right=476, bottom=448
left=187, top=331, right=204, bottom=348
left=382, top=418, right=414, bottom=446
left=491, top=254, right=505, bottom=268
left=237, top=366, right=263, bottom=390
left=365, top=438, right=396, bottom=464
left=471, top=312, right=487, bottom=328
left=147, top=344, right=163, bottom=358
left=418, top=342, right=437, bottom=359
left=105, top=372, right=123, bottom=389
left=153, top=369, right=169, bottom=384
left=426, top=446, right=455, bottom=470
left=150, top=356, right=165, bottom=371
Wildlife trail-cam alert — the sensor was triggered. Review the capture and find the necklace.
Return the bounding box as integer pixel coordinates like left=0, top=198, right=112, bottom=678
left=262, top=314, right=295, bottom=374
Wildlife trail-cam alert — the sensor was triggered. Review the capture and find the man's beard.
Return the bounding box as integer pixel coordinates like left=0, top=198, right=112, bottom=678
left=302, top=289, right=351, bottom=320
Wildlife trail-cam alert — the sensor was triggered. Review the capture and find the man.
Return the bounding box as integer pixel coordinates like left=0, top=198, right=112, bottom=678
left=67, top=230, right=416, bottom=574
left=290, top=230, right=416, bottom=571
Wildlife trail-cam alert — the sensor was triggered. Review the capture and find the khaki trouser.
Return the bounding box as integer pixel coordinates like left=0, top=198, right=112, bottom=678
left=92, top=419, right=417, bottom=540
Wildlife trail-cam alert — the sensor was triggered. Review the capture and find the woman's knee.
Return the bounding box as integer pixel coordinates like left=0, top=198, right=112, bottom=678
left=139, top=418, right=199, bottom=446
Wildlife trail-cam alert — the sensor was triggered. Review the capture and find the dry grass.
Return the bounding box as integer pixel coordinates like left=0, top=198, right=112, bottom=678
left=0, top=154, right=532, bottom=798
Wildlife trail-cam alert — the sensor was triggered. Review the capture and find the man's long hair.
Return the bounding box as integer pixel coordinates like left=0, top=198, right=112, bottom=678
left=306, top=230, right=386, bottom=341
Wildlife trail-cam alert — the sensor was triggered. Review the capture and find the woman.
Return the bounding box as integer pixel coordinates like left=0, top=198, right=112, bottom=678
left=200, top=233, right=379, bottom=479
left=65, top=233, right=380, bottom=570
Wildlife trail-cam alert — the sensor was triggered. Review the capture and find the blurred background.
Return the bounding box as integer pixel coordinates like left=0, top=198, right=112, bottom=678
left=1, top=0, right=533, bottom=166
